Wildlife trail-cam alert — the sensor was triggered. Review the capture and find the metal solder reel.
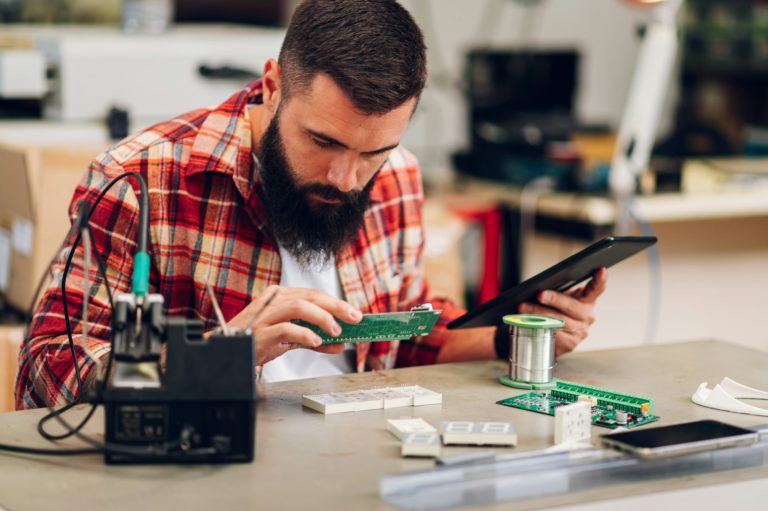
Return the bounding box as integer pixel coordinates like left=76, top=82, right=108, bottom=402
left=499, top=314, right=564, bottom=390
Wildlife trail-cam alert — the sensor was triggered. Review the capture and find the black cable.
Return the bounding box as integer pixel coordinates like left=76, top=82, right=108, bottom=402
left=4, top=170, right=226, bottom=460
left=0, top=443, right=101, bottom=456
left=60, top=205, right=89, bottom=401
left=37, top=401, right=97, bottom=442
left=61, top=171, right=148, bottom=402
left=49, top=172, right=147, bottom=447
left=43, top=171, right=191, bottom=458
left=5, top=172, right=149, bottom=457
left=18, top=217, right=87, bottom=435
left=37, top=220, right=116, bottom=442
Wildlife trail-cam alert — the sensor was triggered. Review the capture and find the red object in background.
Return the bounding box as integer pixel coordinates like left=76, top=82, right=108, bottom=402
left=449, top=206, right=502, bottom=305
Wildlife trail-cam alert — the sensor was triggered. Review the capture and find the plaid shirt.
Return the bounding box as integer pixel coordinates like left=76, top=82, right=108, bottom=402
left=16, top=80, right=464, bottom=409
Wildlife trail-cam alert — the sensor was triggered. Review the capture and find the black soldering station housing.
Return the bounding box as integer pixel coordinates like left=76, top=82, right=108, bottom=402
left=102, top=317, right=257, bottom=464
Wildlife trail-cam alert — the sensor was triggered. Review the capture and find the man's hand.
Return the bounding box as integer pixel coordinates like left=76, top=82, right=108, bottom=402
left=223, top=285, right=362, bottom=365
left=518, top=267, right=607, bottom=356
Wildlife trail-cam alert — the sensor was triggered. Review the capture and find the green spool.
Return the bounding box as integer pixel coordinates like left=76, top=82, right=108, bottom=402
left=502, top=314, right=564, bottom=329
left=499, top=375, right=558, bottom=390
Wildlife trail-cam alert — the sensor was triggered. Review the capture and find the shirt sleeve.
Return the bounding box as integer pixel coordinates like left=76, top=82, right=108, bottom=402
left=391, top=214, right=466, bottom=367
left=380, top=151, right=466, bottom=368
left=15, top=158, right=148, bottom=409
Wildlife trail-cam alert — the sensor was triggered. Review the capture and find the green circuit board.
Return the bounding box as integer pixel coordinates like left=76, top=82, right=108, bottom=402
left=497, top=380, right=659, bottom=429
left=294, top=305, right=442, bottom=344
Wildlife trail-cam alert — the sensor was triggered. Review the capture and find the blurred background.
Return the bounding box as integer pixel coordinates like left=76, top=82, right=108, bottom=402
left=1, top=0, right=767, bottom=410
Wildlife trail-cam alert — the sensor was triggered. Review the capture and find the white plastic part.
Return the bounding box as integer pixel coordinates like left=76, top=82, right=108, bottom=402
left=720, top=377, right=768, bottom=399
left=691, top=378, right=768, bottom=417
left=554, top=401, right=592, bottom=445
left=387, top=418, right=437, bottom=440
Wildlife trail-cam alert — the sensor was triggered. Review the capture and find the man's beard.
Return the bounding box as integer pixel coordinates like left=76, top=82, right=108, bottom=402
left=257, top=113, right=376, bottom=269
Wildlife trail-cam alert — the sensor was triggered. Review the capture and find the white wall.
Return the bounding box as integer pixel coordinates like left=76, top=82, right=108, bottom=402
left=397, top=0, right=665, bottom=181
left=523, top=218, right=768, bottom=353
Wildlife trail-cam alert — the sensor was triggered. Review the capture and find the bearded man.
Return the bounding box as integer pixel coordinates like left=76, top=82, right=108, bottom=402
left=16, top=0, right=605, bottom=408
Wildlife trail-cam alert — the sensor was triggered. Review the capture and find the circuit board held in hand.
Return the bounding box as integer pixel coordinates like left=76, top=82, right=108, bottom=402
left=497, top=380, right=659, bottom=429
left=294, top=304, right=442, bottom=344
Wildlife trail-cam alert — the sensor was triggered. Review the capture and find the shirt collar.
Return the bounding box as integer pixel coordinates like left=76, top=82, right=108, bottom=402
left=185, top=79, right=263, bottom=202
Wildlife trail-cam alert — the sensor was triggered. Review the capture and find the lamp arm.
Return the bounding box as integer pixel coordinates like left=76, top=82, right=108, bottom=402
left=610, top=0, right=683, bottom=231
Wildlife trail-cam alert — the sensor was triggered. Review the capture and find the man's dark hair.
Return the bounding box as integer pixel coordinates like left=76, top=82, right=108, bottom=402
left=279, top=0, right=427, bottom=115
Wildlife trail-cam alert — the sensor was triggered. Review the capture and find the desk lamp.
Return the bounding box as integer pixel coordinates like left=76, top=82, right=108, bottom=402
left=610, top=0, right=684, bottom=233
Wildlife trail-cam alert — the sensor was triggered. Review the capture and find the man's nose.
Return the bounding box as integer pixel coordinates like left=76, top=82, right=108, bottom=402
left=326, top=154, right=358, bottom=193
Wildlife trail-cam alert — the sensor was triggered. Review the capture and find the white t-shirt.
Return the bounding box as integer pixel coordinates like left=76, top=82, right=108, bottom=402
left=259, top=246, right=355, bottom=383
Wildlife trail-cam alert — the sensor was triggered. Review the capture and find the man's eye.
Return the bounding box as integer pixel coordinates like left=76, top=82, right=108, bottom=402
left=312, top=137, right=333, bottom=148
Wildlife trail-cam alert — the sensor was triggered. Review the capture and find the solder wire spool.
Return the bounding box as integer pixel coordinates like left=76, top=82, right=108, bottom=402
left=499, top=314, right=564, bottom=390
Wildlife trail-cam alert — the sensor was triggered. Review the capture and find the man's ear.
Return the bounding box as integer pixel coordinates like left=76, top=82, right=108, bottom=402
left=261, top=59, right=282, bottom=115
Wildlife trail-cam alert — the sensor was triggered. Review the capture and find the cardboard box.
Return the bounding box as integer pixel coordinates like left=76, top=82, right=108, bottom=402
left=0, top=324, right=24, bottom=411
left=0, top=142, right=96, bottom=310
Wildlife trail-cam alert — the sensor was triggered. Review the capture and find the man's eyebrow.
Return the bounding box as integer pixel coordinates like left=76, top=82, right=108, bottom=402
left=307, top=129, right=399, bottom=156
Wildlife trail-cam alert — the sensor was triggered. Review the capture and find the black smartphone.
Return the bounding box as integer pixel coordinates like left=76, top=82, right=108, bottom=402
left=601, top=420, right=758, bottom=459
left=447, top=235, right=657, bottom=329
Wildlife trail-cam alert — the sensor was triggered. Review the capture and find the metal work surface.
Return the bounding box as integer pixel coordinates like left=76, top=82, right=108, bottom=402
left=0, top=340, right=766, bottom=510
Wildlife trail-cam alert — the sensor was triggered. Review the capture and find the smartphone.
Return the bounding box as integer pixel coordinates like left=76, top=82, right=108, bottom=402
left=600, top=419, right=758, bottom=459
left=447, top=235, right=657, bottom=329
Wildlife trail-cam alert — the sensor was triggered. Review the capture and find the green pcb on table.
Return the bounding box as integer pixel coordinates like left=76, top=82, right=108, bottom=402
left=497, top=380, right=659, bottom=429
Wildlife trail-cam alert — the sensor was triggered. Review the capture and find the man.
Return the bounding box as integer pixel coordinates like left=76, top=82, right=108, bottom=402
left=16, top=0, right=606, bottom=408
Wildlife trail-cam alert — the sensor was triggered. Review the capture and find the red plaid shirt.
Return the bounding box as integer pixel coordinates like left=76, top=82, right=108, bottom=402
left=16, top=80, right=464, bottom=409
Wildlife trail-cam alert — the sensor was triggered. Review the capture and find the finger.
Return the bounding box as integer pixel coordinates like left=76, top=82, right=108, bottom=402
left=225, top=285, right=282, bottom=332
left=554, top=330, right=582, bottom=357
left=517, top=305, right=590, bottom=356
left=578, top=267, right=608, bottom=302
left=253, top=298, right=343, bottom=337
left=258, top=322, right=324, bottom=350
left=529, top=291, right=595, bottom=325
left=518, top=302, right=591, bottom=340
left=281, top=287, right=363, bottom=324
left=313, top=343, right=346, bottom=355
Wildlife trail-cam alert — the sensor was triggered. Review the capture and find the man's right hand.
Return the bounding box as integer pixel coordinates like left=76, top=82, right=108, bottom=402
left=223, top=285, right=363, bottom=366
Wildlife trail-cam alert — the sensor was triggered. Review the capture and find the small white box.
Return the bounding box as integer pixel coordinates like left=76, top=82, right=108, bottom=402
left=554, top=401, right=592, bottom=445
left=333, top=390, right=383, bottom=411
left=396, top=385, right=442, bottom=406
left=387, top=418, right=437, bottom=440
left=401, top=432, right=441, bottom=458
left=302, top=384, right=443, bottom=414
left=441, top=421, right=518, bottom=446
left=301, top=393, right=355, bottom=414
left=365, top=388, right=412, bottom=409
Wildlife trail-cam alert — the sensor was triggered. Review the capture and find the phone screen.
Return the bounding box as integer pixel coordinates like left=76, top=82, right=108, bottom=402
left=604, top=420, right=755, bottom=449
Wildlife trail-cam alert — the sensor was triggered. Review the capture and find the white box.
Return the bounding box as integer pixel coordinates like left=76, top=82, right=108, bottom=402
left=387, top=418, right=437, bottom=440
left=332, top=390, right=383, bottom=412
left=301, top=393, right=355, bottom=415
left=365, top=388, right=412, bottom=409
left=401, top=432, right=441, bottom=458
left=396, top=385, right=442, bottom=406
left=441, top=421, right=518, bottom=446
left=554, top=401, right=592, bottom=445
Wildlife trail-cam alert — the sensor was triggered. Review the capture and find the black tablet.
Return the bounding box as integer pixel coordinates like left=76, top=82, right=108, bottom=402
left=447, top=236, right=657, bottom=329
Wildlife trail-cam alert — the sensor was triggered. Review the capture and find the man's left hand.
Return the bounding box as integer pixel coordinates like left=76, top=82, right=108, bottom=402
left=518, top=267, right=607, bottom=356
